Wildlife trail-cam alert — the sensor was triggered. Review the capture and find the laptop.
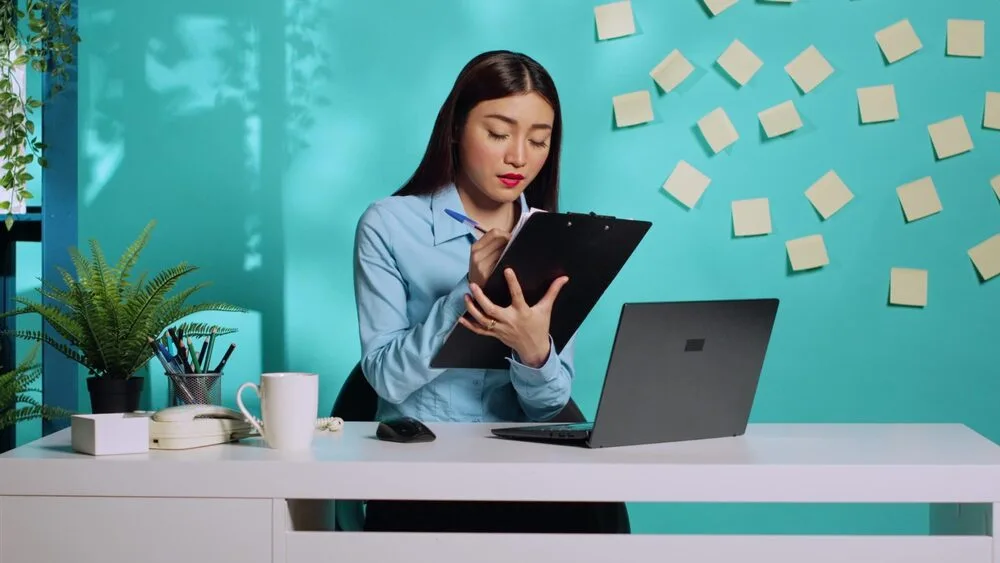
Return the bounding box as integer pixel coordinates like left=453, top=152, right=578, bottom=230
left=491, top=298, right=780, bottom=448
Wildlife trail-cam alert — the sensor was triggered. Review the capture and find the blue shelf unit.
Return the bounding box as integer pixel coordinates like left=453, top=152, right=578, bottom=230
left=0, top=0, right=79, bottom=454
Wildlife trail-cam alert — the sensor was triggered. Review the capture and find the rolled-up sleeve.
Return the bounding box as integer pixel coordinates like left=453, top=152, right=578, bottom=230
left=353, top=203, right=468, bottom=404
left=507, top=334, right=575, bottom=421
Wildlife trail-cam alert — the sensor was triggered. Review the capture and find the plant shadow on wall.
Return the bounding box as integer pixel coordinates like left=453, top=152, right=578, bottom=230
left=0, top=220, right=247, bottom=413
left=78, top=0, right=332, bottom=372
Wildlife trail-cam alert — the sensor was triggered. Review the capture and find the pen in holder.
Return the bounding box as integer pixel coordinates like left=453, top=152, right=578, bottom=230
left=167, top=372, right=223, bottom=406
left=151, top=326, right=238, bottom=407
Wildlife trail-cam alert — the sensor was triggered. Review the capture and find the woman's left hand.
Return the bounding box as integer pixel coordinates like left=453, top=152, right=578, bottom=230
left=459, top=268, right=569, bottom=368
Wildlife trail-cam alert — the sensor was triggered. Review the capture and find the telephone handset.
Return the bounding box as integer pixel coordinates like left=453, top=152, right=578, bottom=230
left=151, top=404, right=245, bottom=423
left=148, top=404, right=343, bottom=450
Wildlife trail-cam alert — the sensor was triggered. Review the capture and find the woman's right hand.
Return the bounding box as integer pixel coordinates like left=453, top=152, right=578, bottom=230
left=468, top=228, right=511, bottom=288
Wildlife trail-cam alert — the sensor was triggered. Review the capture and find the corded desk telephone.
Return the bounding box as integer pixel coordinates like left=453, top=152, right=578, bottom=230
left=147, top=404, right=343, bottom=450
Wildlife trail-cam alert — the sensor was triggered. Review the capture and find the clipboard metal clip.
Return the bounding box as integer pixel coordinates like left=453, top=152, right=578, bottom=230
left=566, top=211, right=616, bottom=230
left=567, top=211, right=615, bottom=220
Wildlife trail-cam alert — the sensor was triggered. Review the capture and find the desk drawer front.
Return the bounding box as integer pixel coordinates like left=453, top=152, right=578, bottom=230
left=0, top=496, right=272, bottom=563
left=284, top=531, right=992, bottom=563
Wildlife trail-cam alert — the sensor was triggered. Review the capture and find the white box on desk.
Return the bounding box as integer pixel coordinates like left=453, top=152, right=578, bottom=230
left=71, top=413, right=150, bottom=455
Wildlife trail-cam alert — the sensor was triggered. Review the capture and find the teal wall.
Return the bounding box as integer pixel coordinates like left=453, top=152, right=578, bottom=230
left=12, top=0, right=1000, bottom=534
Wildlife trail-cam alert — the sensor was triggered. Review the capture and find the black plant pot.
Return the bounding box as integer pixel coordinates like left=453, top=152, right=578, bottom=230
left=86, top=376, right=144, bottom=414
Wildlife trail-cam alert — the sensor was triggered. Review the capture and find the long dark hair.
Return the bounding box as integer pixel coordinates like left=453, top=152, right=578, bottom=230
left=393, top=50, right=563, bottom=212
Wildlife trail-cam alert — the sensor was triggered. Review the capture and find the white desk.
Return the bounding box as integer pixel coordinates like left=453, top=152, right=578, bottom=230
left=2, top=422, right=1000, bottom=563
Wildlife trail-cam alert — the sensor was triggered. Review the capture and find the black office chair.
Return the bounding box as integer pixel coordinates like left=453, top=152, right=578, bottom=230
left=330, top=361, right=631, bottom=533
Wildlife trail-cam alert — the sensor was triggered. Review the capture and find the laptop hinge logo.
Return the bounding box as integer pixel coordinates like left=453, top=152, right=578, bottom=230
left=684, top=338, right=705, bottom=352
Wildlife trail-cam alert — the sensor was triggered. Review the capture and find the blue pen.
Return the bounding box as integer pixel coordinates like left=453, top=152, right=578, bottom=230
left=156, top=341, right=183, bottom=374
left=444, top=208, right=488, bottom=234
left=149, top=338, right=179, bottom=375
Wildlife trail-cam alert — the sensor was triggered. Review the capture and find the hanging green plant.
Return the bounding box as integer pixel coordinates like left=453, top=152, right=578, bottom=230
left=0, top=0, right=80, bottom=230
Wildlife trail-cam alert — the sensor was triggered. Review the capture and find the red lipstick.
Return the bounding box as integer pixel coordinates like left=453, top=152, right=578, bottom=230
left=498, top=173, right=524, bottom=187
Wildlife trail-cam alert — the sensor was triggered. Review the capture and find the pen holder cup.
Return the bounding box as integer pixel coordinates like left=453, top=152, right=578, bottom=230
left=166, top=372, right=222, bottom=406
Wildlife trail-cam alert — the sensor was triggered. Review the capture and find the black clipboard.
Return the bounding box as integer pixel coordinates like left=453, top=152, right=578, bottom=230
left=430, top=211, right=652, bottom=370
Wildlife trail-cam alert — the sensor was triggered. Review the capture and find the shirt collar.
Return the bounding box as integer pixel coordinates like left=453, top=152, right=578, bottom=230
left=430, top=183, right=529, bottom=246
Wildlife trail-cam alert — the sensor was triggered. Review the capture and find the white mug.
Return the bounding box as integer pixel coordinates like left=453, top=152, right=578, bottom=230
left=236, top=372, right=319, bottom=451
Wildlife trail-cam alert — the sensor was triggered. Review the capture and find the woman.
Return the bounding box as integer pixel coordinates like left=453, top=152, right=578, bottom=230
left=354, top=49, right=572, bottom=426
left=353, top=50, right=624, bottom=533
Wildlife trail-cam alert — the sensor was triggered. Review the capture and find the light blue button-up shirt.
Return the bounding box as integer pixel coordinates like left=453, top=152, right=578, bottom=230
left=352, top=183, right=574, bottom=423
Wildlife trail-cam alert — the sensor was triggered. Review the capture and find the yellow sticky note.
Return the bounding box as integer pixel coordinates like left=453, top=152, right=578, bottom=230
left=732, top=198, right=772, bottom=236
left=594, top=1, right=636, bottom=41
left=703, top=0, right=738, bottom=16
left=889, top=268, right=928, bottom=307
left=662, top=160, right=711, bottom=208
left=947, top=19, right=985, bottom=57
left=928, top=115, right=973, bottom=160
left=991, top=175, right=1000, bottom=201
left=612, top=90, right=653, bottom=128
left=697, top=107, right=739, bottom=153
left=857, top=84, right=899, bottom=123
left=786, top=234, right=829, bottom=271
left=984, top=92, right=1000, bottom=130
left=784, top=45, right=834, bottom=94
left=717, top=39, right=763, bottom=86
left=805, top=170, right=853, bottom=220
left=875, top=19, right=922, bottom=63
left=896, top=177, right=942, bottom=222
left=969, top=234, right=1000, bottom=281
left=758, top=100, right=802, bottom=138
left=650, top=50, right=694, bottom=93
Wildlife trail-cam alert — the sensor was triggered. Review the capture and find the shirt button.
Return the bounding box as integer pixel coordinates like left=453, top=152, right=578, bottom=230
left=474, top=380, right=481, bottom=386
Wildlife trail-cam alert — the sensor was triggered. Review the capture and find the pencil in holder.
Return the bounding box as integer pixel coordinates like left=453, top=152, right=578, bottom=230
left=167, top=372, right=223, bottom=406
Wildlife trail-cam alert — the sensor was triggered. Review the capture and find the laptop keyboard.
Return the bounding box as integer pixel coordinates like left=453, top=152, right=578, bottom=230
left=538, top=422, right=593, bottom=431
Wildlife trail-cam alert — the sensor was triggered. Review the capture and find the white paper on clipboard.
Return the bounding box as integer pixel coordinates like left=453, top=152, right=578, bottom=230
left=496, top=207, right=547, bottom=262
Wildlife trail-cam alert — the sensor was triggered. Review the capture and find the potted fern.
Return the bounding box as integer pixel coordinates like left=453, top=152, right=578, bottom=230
left=0, top=220, right=246, bottom=413
left=0, top=342, right=73, bottom=430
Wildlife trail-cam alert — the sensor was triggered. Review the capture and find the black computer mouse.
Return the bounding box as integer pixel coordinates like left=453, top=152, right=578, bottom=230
left=376, top=416, right=436, bottom=443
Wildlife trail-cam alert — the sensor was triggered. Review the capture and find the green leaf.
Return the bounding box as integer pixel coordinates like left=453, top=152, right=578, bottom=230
left=5, top=214, right=13, bottom=231
left=0, top=341, right=76, bottom=431
left=0, top=201, right=9, bottom=211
